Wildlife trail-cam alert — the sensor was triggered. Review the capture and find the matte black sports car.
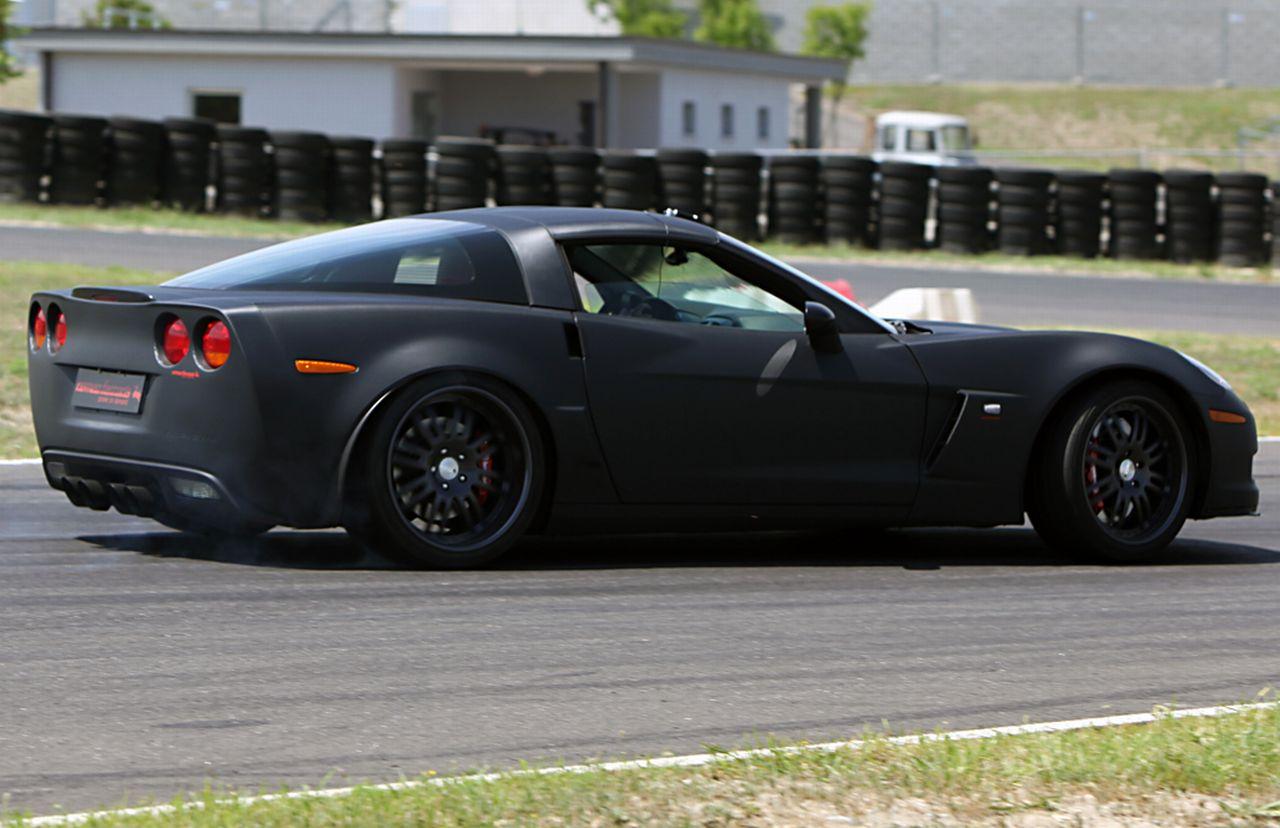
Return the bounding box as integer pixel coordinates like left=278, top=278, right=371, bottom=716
left=28, top=208, right=1258, bottom=567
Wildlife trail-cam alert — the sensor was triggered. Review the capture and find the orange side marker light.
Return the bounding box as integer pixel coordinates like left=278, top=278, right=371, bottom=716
left=295, top=359, right=358, bottom=375
left=1208, top=409, right=1247, bottom=424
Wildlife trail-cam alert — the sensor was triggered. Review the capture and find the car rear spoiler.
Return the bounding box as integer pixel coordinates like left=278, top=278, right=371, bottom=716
left=71, top=286, right=155, bottom=304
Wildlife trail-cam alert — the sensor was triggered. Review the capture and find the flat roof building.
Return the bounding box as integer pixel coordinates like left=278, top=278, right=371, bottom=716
left=20, top=28, right=845, bottom=149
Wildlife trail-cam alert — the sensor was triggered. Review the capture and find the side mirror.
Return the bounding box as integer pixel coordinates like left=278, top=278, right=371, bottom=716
left=804, top=301, right=842, bottom=353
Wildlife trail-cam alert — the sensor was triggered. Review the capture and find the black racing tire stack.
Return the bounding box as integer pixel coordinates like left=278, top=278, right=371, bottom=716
left=655, top=148, right=709, bottom=217
left=548, top=147, right=600, bottom=207
left=104, top=116, right=165, bottom=207
left=1107, top=169, right=1162, bottom=260
left=1162, top=169, right=1215, bottom=264
left=161, top=117, right=216, bottom=212
left=935, top=165, right=993, bottom=253
left=767, top=155, right=821, bottom=244
left=495, top=145, right=551, bottom=206
left=1273, top=182, right=1280, bottom=266
left=1054, top=170, right=1106, bottom=259
left=379, top=139, right=428, bottom=218
left=270, top=131, right=332, bottom=222
left=433, top=137, right=495, bottom=212
left=0, top=110, right=50, bottom=202
left=995, top=168, right=1055, bottom=255
left=1215, top=172, right=1270, bottom=267
left=710, top=152, right=763, bottom=241
left=600, top=152, right=657, bottom=210
left=215, top=126, right=271, bottom=217
left=820, top=155, right=876, bottom=246
left=47, top=114, right=106, bottom=205
left=328, top=136, right=375, bottom=223
left=876, top=161, right=931, bottom=250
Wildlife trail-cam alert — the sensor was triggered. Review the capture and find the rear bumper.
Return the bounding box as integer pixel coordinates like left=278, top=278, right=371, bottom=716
left=42, top=450, right=275, bottom=530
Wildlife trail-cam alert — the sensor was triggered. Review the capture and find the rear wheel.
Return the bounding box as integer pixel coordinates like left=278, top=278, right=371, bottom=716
left=355, top=375, right=544, bottom=568
left=1028, top=381, right=1193, bottom=562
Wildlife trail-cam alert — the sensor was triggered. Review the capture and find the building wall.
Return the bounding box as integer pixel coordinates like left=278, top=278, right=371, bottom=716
left=49, top=53, right=400, bottom=137
left=437, top=70, right=598, bottom=146
left=617, top=73, right=661, bottom=149
left=657, top=69, right=791, bottom=150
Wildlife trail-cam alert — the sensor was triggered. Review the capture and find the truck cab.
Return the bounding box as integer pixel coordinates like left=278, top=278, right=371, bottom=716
left=872, top=111, right=976, bottom=167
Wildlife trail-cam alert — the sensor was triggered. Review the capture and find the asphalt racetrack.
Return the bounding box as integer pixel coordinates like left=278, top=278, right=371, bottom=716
left=4, top=223, right=1279, bottom=335
left=1, top=445, right=1276, bottom=817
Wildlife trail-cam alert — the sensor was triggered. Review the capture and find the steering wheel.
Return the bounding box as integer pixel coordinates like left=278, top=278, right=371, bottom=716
left=601, top=293, right=681, bottom=322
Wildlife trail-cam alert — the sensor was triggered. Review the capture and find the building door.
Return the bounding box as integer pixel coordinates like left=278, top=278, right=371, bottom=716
left=577, top=100, right=596, bottom=147
left=411, top=91, right=438, bottom=141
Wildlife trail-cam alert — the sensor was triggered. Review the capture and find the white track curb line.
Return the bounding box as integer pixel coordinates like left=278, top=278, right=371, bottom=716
left=21, top=701, right=1278, bottom=826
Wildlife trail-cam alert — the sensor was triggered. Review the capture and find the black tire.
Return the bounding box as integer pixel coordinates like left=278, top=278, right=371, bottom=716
left=1027, top=380, right=1193, bottom=563
left=355, top=374, right=545, bottom=568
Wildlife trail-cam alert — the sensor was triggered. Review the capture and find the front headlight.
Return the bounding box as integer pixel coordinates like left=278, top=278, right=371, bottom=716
left=1179, top=351, right=1232, bottom=390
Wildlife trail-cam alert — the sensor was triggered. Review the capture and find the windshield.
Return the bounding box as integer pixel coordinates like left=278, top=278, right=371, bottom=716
left=940, top=124, right=971, bottom=151
left=165, top=219, right=527, bottom=304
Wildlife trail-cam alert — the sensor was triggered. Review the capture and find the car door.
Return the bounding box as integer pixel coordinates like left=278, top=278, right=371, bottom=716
left=564, top=239, right=928, bottom=507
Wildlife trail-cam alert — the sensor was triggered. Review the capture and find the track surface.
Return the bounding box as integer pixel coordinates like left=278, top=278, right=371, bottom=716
left=1, top=446, right=1276, bottom=817
left=4, top=223, right=1278, bottom=335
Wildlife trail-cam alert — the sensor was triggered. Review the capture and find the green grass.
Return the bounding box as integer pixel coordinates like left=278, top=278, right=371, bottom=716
left=0, top=202, right=342, bottom=239
left=3, top=261, right=1277, bottom=458
left=759, top=242, right=1277, bottom=284
left=848, top=83, right=1280, bottom=169
left=4, top=702, right=1278, bottom=826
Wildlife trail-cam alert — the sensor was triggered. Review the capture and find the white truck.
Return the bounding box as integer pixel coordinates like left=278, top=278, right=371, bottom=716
left=871, top=111, right=977, bottom=167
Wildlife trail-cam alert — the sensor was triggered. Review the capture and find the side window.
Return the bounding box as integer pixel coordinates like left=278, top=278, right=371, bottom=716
left=905, top=128, right=937, bottom=152
left=879, top=125, right=897, bottom=151
left=566, top=243, right=804, bottom=332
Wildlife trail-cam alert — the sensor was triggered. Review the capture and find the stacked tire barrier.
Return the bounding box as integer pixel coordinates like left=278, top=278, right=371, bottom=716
left=216, top=126, right=271, bottom=217
left=434, top=137, right=495, bottom=211
left=935, top=166, right=993, bottom=253
left=105, top=117, right=165, bottom=206
left=329, top=136, right=375, bottom=223
left=655, top=148, right=709, bottom=217
left=1273, top=183, right=1280, bottom=265
left=495, top=145, right=550, bottom=206
left=710, top=153, right=763, bottom=241
left=600, top=152, right=656, bottom=210
left=876, top=161, right=931, bottom=250
left=1215, top=172, right=1270, bottom=267
left=548, top=147, right=600, bottom=208
left=48, top=114, right=106, bottom=205
left=270, top=131, right=331, bottom=222
left=0, top=111, right=50, bottom=202
left=768, top=155, right=821, bottom=244
left=380, top=139, right=428, bottom=218
left=1108, top=169, right=1162, bottom=260
left=995, top=168, right=1055, bottom=255
left=1162, top=169, right=1215, bottom=263
left=1055, top=170, right=1106, bottom=259
left=820, top=155, right=876, bottom=246
left=162, top=118, right=216, bottom=212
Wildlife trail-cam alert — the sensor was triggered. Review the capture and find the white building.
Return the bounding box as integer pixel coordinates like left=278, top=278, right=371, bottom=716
left=19, top=28, right=843, bottom=148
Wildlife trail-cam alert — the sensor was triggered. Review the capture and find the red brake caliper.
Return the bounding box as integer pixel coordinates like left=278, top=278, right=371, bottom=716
left=476, top=445, right=494, bottom=507
left=1086, top=437, right=1104, bottom=513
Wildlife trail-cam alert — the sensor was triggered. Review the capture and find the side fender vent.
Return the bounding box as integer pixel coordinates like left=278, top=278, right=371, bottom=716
left=926, top=392, right=968, bottom=469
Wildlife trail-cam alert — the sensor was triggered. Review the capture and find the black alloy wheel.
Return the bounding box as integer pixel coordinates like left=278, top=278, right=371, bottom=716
left=1028, top=380, right=1193, bottom=562
left=360, top=375, right=543, bottom=567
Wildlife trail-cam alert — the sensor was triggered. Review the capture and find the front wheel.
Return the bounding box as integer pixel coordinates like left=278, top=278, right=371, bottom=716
left=1028, top=381, right=1194, bottom=562
left=354, top=375, right=545, bottom=568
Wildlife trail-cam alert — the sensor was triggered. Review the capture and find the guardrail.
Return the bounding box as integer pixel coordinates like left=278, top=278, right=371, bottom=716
left=1, top=109, right=1276, bottom=266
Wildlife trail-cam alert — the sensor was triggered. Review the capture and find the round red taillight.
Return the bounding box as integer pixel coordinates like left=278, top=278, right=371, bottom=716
left=162, top=318, right=190, bottom=365
left=31, top=307, right=47, bottom=351
left=201, top=320, right=231, bottom=369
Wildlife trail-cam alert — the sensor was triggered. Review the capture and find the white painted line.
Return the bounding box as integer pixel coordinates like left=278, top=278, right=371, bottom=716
left=0, top=458, right=40, bottom=466
left=1260, top=436, right=1280, bottom=443
left=22, top=701, right=1277, bottom=826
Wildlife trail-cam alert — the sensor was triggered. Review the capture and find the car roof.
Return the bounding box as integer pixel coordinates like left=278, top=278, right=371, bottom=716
left=411, top=206, right=720, bottom=245
left=876, top=110, right=968, bottom=128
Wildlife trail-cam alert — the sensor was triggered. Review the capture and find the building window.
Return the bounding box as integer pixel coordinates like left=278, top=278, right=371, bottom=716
left=682, top=101, right=696, bottom=137
left=192, top=92, right=241, bottom=125
left=756, top=106, right=770, bottom=140
left=720, top=104, right=734, bottom=139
